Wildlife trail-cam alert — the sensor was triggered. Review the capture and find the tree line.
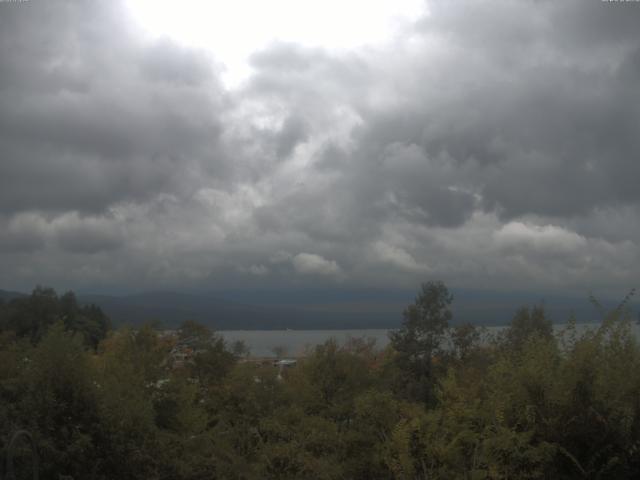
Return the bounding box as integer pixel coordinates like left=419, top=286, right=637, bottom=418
left=1, top=282, right=639, bottom=479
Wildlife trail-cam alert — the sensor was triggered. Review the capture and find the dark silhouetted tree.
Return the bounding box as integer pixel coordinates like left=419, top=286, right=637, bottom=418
left=389, top=281, right=453, bottom=404
left=503, top=305, right=552, bottom=351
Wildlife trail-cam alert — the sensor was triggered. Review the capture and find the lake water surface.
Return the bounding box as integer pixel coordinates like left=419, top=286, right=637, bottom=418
left=220, top=323, right=640, bottom=358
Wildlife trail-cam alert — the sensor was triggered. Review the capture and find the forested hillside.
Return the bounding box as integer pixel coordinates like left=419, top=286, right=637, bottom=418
left=1, top=283, right=640, bottom=479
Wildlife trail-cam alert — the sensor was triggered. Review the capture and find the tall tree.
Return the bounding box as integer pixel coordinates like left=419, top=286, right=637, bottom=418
left=503, top=305, right=552, bottom=352
left=389, top=281, right=453, bottom=404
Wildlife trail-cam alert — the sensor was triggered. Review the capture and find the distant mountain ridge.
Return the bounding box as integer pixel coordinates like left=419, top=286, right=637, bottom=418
left=77, top=291, right=398, bottom=330
left=3, top=287, right=637, bottom=330
left=0, top=289, right=27, bottom=302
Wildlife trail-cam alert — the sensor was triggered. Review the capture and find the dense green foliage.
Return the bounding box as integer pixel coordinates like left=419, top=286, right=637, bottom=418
left=1, top=284, right=640, bottom=479
left=0, top=286, right=110, bottom=348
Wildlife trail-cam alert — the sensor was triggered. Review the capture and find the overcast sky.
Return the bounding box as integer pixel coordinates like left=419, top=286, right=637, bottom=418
left=1, top=0, right=639, bottom=297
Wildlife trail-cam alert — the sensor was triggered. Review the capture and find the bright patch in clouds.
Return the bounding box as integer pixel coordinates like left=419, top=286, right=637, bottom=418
left=126, top=0, right=425, bottom=86
left=494, top=222, right=587, bottom=253
left=373, top=241, right=428, bottom=272
left=292, top=253, right=342, bottom=277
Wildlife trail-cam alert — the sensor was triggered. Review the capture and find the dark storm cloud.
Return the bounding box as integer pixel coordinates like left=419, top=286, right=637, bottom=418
left=410, top=0, right=640, bottom=219
left=53, top=213, right=125, bottom=254
left=226, top=0, right=640, bottom=292
left=1, top=0, right=639, bottom=294
left=243, top=42, right=479, bottom=231
left=0, top=0, right=227, bottom=215
left=280, top=0, right=640, bottom=225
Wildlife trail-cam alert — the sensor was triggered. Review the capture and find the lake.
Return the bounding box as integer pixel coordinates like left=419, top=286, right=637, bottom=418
left=219, top=322, right=640, bottom=358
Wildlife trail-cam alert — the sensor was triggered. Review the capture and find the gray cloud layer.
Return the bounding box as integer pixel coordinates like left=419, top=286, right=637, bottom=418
left=1, top=0, right=639, bottom=296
